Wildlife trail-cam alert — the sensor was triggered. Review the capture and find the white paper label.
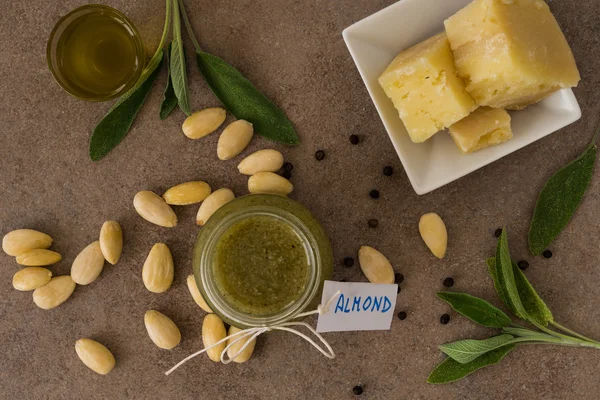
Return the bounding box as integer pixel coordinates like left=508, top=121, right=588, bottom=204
left=316, top=280, right=398, bottom=333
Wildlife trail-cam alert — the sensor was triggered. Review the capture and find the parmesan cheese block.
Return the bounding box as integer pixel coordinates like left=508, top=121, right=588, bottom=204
left=449, top=107, right=512, bottom=153
left=444, top=0, right=580, bottom=110
left=378, top=33, right=476, bottom=143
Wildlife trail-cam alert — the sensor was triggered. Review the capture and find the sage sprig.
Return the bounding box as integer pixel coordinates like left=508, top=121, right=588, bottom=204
left=159, top=42, right=177, bottom=120
left=428, top=228, right=600, bottom=384
left=170, top=0, right=192, bottom=116
left=528, top=123, right=599, bottom=255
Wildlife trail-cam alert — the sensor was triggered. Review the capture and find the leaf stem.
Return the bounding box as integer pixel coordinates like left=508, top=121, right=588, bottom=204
left=151, top=0, right=172, bottom=62
left=178, top=0, right=202, bottom=52
left=550, top=321, right=600, bottom=344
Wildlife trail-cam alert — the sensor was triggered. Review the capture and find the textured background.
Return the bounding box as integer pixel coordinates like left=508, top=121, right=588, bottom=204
left=1, top=0, right=600, bottom=399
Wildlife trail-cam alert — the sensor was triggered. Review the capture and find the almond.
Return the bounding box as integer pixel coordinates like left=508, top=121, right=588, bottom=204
left=71, top=241, right=105, bottom=285
left=12, top=267, right=52, bottom=291
left=196, top=188, right=235, bottom=226
left=99, top=221, right=123, bottom=265
left=227, top=326, right=256, bottom=363
left=419, top=213, right=448, bottom=259
left=163, top=181, right=212, bottom=206
left=358, top=246, right=395, bottom=284
left=144, top=310, right=182, bottom=350
left=16, top=249, right=62, bottom=266
left=248, top=172, right=293, bottom=195
left=33, top=276, right=76, bottom=309
left=202, top=314, right=227, bottom=362
left=2, top=229, right=53, bottom=256
left=186, top=275, right=213, bottom=313
left=75, top=338, right=116, bottom=375
left=237, top=149, right=284, bottom=175
left=182, top=108, right=226, bottom=139
left=142, top=243, right=174, bottom=293
left=217, top=120, right=254, bottom=160
left=133, top=190, right=178, bottom=228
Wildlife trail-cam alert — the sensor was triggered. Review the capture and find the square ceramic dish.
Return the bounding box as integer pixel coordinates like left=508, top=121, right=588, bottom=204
left=342, top=0, right=581, bottom=195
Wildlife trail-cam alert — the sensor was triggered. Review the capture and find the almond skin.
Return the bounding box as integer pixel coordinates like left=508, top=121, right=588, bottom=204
left=99, top=221, right=123, bottom=265
left=33, top=276, right=76, bottom=309
left=202, top=314, right=227, bottom=362
left=196, top=188, right=235, bottom=226
left=16, top=249, right=62, bottom=266
left=71, top=241, right=105, bottom=285
left=227, top=326, right=256, bottom=363
left=358, top=246, right=395, bottom=284
left=237, top=149, right=284, bottom=175
left=142, top=243, right=174, bottom=293
left=144, top=310, right=182, bottom=350
left=163, top=181, right=212, bottom=206
left=217, top=120, right=254, bottom=160
left=2, top=229, right=53, bottom=256
left=248, top=172, right=293, bottom=195
left=419, top=213, right=448, bottom=259
left=186, top=275, right=213, bottom=313
left=133, top=190, right=178, bottom=228
left=12, top=267, right=52, bottom=291
left=75, top=339, right=116, bottom=375
left=182, top=108, right=226, bottom=139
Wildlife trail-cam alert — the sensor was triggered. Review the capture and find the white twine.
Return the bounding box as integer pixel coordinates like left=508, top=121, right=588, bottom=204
left=165, top=290, right=341, bottom=376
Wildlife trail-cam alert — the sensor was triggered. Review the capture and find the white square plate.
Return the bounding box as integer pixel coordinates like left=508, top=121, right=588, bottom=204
left=342, top=0, right=581, bottom=195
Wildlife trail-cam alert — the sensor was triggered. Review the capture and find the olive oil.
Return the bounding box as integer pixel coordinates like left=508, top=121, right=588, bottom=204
left=48, top=5, right=145, bottom=101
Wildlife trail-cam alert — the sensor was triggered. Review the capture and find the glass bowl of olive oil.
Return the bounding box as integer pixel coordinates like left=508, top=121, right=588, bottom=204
left=47, top=5, right=146, bottom=102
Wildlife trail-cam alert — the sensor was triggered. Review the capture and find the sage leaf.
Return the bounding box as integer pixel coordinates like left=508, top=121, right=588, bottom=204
left=495, top=229, right=529, bottom=320
left=437, top=292, right=511, bottom=328
left=90, top=51, right=165, bottom=161
left=439, top=334, right=515, bottom=364
left=427, top=344, right=516, bottom=384
left=196, top=51, right=300, bottom=145
left=160, top=42, right=178, bottom=120
left=529, top=145, right=596, bottom=255
left=486, top=257, right=510, bottom=308
left=171, top=0, right=192, bottom=116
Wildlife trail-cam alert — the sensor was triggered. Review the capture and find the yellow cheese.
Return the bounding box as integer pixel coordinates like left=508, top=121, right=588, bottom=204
left=449, top=107, right=512, bottom=153
left=444, top=0, right=580, bottom=110
left=378, top=33, right=476, bottom=143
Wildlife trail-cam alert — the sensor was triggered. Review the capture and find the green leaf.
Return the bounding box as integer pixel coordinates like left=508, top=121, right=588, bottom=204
left=160, top=42, right=178, bottom=120
left=427, top=344, right=516, bottom=384
left=90, top=51, right=165, bottom=161
left=171, top=0, right=192, bottom=116
left=437, top=292, right=511, bottom=328
left=196, top=51, right=299, bottom=145
left=495, top=230, right=529, bottom=320
left=528, top=145, right=596, bottom=255
left=486, top=257, right=510, bottom=308
left=439, top=334, right=515, bottom=364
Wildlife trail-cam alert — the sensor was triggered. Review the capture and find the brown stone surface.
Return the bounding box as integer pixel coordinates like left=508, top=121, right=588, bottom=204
left=1, top=0, right=600, bottom=399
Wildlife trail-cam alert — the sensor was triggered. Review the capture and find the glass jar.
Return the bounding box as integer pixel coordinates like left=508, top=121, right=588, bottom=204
left=193, top=194, right=333, bottom=328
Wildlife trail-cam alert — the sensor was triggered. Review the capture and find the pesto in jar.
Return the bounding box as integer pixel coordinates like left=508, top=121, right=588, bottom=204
left=213, top=215, right=309, bottom=316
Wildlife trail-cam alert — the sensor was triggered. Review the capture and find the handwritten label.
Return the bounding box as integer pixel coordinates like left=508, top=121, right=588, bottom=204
left=316, top=280, right=398, bottom=333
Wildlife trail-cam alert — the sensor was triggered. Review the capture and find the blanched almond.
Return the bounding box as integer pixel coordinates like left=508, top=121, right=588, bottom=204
left=419, top=213, right=447, bottom=259
left=75, top=338, right=116, bottom=375
left=182, top=108, right=226, bottom=139
left=142, top=243, right=174, bottom=293
left=202, top=314, right=227, bottom=362
left=227, top=326, right=256, bottom=363
left=163, top=181, right=212, bottom=205
left=134, top=190, right=177, bottom=228
left=196, top=188, right=235, bottom=226
left=2, top=229, right=53, bottom=256
left=71, top=241, right=105, bottom=285
left=248, top=172, right=293, bottom=195
left=33, top=276, right=76, bottom=309
left=144, top=310, right=181, bottom=350
left=16, top=249, right=62, bottom=266
left=99, top=221, right=123, bottom=265
left=358, top=246, right=395, bottom=284
left=186, top=274, right=213, bottom=313
left=237, top=149, right=284, bottom=175
left=12, top=267, right=52, bottom=291
left=217, top=120, right=254, bottom=160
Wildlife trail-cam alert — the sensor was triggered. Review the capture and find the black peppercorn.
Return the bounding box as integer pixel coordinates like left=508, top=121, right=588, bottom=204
left=517, top=260, right=529, bottom=270
left=443, top=277, right=454, bottom=288
left=315, top=150, right=325, bottom=161
left=368, top=219, right=379, bottom=228
left=494, top=228, right=503, bottom=238
left=440, top=314, right=450, bottom=325
left=398, top=311, right=407, bottom=320
left=383, top=166, right=393, bottom=176
left=352, top=385, right=363, bottom=396
left=343, top=257, right=355, bottom=268
left=283, top=162, right=294, bottom=172
left=369, top=189, right=380, bottom=199
left=543, top=250, right=553, bottom=259
left=395, top=273, right=404, bottom=284
left=280, top=170, right=292, bottom=180
left=349, top=134, right=360, bottom=145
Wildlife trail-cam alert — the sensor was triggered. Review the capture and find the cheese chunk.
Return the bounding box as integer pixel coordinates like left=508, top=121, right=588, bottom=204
left=449, top=107, right=512, bottom=153
left=378, top=33, right=476, bottom=143
left=444, top=0, right=580, bottom=110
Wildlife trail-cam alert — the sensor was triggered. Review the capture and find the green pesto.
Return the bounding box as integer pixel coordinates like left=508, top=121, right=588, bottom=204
left=213, top=215, right=309, bottom=316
